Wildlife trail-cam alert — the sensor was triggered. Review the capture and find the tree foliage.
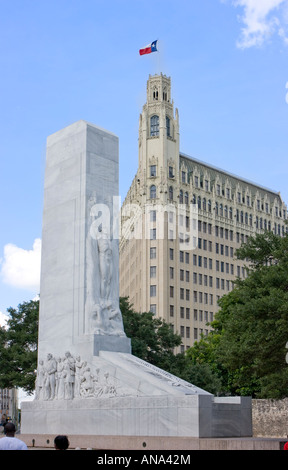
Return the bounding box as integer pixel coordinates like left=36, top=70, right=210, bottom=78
left=120, top=296, right=182, bottom=370
left=121, top=297, right=223, bottom=395
left=212, top=231, right=288, bottom=398
left=0, top=300, right=38, bottom=394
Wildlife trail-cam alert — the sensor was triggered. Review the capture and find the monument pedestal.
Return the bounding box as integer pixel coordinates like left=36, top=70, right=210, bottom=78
left=21, top=351, right=252, bottom=438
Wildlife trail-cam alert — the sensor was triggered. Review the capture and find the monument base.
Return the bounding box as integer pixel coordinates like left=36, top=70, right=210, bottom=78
left=20, top=433, right=286, bottom=451
left=21, top=394, right=252, bottom=438
left=21, top=351, right=252, bottom=438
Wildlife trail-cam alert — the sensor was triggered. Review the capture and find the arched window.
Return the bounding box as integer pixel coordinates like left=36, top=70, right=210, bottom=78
left=215, top=202, right=218, bottom=215
left=169, top=186, right=173, bottom=200
left=208, top=200, right=212, bottom=212
left=198, top=196, right=201, bottom=209
left=179, top=190, right=183, bottom=203
left=219, top=203, right=223, bottom=217
left=229, top=207, right=233, bottom=219
left=249, top=214, right=253, bottom=226
left=224, top=205, right=228, bottom=218
left=203, top=198, right=207, bottom=211
left=150, top=185, right=156, bottom=199
left=150, top=115, right=159, bottom=136
left=185, top=192, right=189, bottom=204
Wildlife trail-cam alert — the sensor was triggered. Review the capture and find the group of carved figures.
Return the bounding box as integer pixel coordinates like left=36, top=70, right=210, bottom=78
left=35, top=351, right=117, bottom=401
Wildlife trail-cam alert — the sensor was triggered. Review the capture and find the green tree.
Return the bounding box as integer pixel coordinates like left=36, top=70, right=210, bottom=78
left=185, top=333, right=226, bottom=395
left=121, top=297, right=224, bottom=394
left=214, top=231, right=288, bottom=398
left=0, top=300, right=38, bottom=394
left=120, top=297, right=182, bottom=370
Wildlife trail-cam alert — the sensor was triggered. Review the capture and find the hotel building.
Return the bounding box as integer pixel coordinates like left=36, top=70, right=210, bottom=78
left=119, top=74, right=287, bottom=352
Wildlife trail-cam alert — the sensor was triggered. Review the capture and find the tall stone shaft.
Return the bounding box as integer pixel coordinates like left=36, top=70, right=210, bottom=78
left=38, top=120, right=129, bottom=363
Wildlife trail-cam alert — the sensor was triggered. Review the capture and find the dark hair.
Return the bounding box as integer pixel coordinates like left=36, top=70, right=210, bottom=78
left=54, top=435, right=69, bottom=450
left=4, top=422, right=16, bottom=435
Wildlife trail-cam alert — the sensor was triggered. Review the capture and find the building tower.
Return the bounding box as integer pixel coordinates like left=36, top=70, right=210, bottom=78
left=138, top=73, right=180, bottom=192
left=120, top=74, right=287, bottom=352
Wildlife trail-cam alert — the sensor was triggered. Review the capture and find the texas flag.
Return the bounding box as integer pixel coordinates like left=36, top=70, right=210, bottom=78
left=139, top=40, right=158, bottom=56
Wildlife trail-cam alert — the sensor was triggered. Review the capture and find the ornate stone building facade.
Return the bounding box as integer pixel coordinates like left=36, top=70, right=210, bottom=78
left=119, top=74, right=287, bottom=352
left=0, top=388, right=18, bottom=424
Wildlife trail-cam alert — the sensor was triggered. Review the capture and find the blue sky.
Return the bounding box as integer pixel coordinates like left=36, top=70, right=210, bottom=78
left=1, top=0, right=288, bottom=322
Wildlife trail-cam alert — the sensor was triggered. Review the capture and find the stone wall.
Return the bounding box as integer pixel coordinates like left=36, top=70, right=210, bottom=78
left=253, top=399, right=288, bottom=438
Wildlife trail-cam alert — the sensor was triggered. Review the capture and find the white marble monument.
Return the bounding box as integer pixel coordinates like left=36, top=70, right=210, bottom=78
left=21, top=121, right=252, bottom=438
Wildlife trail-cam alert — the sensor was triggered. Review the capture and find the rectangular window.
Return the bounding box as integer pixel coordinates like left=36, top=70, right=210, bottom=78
left=150, top=228, right=156, bottom=240
left=150, top=285, right=156, bottom=297
left=150, top=165, right=156, bottom=177
left=150, top=266, right=156, bottom=278
left=150, top=247, right=156, bottom=259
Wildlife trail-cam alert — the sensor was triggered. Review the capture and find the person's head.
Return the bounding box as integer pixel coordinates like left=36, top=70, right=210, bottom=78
left=4, top=422, right=16, bottom=437
left=54, top=435, right=69, bottom=450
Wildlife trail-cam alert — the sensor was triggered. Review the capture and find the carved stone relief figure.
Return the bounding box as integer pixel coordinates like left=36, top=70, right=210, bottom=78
left=56, top=357, right=65, bottom=400
left=45, top=353, right=57, bottom=400
left=85, top=197, right=126, bottom=337
left=63, top=351, right=76, bottom=400
left=34, top=360, right=45, bottom=400
left=74, top=356, right=85, bottom=398
left=35, top=351, right=137, bottom=401
left=97, top=227, right=113, bottom=300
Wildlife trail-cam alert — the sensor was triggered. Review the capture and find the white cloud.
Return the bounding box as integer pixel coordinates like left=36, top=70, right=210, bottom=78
left=0, top=311, right=8, bottom=328
left=0, top=239, right=41, bottom=291
left=229, top=0, right=288, bottom=48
